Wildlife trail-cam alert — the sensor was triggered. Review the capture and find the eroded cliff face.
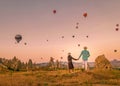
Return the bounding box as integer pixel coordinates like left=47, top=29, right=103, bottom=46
left=95, top=54, right=112, bottom=70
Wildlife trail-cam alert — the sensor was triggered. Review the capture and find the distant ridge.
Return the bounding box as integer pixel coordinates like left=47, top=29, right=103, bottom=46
left=37, top=59, right=120, bottom=69
left=111, top=59, right=120, bottom=68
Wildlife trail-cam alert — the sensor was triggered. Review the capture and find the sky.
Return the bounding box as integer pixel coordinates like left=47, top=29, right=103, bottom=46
left=0, top=0, right=120, bottom=63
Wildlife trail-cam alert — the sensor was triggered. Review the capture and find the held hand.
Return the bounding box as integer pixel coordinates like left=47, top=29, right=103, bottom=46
left=75, top=58, right=78, bottom=60
left=74, top=58, right=78, bottom=60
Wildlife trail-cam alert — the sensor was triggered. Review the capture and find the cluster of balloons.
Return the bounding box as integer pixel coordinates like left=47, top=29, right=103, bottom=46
left=75, top=12, right=88, bottom=29
left=114, top=24, right=119, bottom=52
left=115, top=24, right=119, bottom=31
left=76, top=22, right=79, bottom=29
left=12, top=8, right=119, bottom=61
left=52, top=11, right=89, bottom=48
left=51, top=10, right=118, bottom=46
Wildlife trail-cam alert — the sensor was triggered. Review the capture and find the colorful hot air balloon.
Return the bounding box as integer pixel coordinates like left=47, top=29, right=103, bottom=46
left=15, top=34, right=22, bottom=43
left=83, top=12, right=87, bottom=18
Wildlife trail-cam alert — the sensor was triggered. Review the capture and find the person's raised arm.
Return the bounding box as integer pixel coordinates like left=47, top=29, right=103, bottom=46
left=72, top=57, right=78, bottom=60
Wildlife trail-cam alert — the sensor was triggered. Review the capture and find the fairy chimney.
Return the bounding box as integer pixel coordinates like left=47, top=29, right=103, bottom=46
left=95, top=54, right=112, bottom=70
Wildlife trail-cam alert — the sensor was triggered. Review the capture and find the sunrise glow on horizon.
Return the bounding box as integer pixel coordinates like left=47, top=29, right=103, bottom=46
left=0, top=0, right=120, bottom=63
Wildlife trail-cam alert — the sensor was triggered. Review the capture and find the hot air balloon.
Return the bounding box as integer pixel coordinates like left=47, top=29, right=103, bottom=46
left=114, top=50, right=117, bottom=52
left=53, top=10, right=56, bottom=14
left=115, top=28, right=119, bottom=31
left=83, top=13, right=87, bottom=18
left=76, top=26, right=78, bottom=29
left=78, top=44, right=80, bottom=47
left=86, top=35, right=89, bottom=38
left=24, top=42, right=27, bottom=45
left=116, top=24, right=119, bottom=27
left=76, top=22, right=79, bottom=25
left=62, top=36, right=64, bottom=38
left=15, top=34, right=22, bottom=43
left=72, top=35, right=75, bottom=38
left=61, top=57, right=63, bottom=59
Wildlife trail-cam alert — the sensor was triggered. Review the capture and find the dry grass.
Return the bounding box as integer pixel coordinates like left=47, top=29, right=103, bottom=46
left=0, top=69, right=120, bottom=86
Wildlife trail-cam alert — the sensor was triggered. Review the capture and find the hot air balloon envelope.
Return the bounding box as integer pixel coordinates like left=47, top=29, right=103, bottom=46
left=53, top=10, right=56, bottom=14
left=115, top=28, right=119, bottom=31
left=76, top=22, right=79, bottom=25
left=72, top=35, right=75, bottom=38
left=78, top=44, right=80, bottom=47
left=76, top=26, right=78, bottom=29
left=24, top=42, right=27, bottom=45
left=62, top=36, right=64, bottom=38
left=83, top=13, right=87, bottom=18
left=116, top=24, right=119, bottom=27
left=86, top=35, right=89, bottom=38
left=15, top=34, right=22, bottom=43
left=114, top=50, right=117, bottom=52
left=61, top=57, right=63, bottom=59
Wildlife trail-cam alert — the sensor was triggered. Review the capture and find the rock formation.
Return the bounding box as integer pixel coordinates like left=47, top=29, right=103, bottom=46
left=95, top=54, right=112, bottom=70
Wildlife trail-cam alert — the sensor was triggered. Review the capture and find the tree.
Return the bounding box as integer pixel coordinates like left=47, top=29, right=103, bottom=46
left=28, top=59, right=33, bottom=70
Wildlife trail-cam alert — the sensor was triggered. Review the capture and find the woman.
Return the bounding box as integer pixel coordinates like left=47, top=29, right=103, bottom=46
left=67, top=53, right=77, bottom=73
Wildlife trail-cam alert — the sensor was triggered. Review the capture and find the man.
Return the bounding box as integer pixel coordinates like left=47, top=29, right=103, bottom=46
left=78, top=46, right=90, bottom=71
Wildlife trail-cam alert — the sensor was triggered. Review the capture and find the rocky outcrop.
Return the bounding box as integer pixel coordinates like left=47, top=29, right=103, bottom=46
left=95, top=54, right=112, bottom=70
left=0, top=63, right=8, bottom=71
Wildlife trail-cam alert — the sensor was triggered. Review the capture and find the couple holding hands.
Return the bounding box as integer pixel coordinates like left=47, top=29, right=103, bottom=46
left=67, top=46, right=90, bottom=73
